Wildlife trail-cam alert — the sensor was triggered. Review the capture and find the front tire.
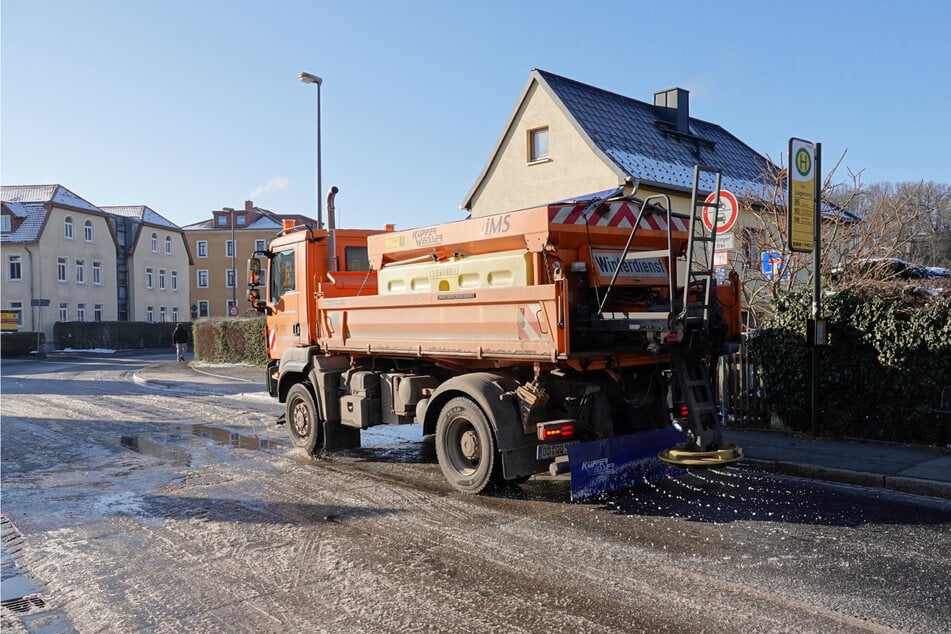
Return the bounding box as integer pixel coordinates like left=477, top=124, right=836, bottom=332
left=286, top=383, right=321, bottom=454
left=435, top=396, right=502, bottom=494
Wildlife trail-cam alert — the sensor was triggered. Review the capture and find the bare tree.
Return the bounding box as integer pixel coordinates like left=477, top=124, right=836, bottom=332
left=734, top=154, right=932, bottom=326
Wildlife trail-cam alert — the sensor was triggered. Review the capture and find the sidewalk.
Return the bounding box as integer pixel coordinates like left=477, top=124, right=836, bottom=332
left=136, top=361, right=951, bottom=501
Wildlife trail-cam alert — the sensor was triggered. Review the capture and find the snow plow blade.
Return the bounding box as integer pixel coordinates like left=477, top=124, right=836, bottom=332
left=658, top=444, right=744, bottom=468
left=568, top=427, right=687, bottom=501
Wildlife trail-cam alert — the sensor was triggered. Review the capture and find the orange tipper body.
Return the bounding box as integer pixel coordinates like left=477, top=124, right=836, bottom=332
left=255, top=182, right=744, bottom=500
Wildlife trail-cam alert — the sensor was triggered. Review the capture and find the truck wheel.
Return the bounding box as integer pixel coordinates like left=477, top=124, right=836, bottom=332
left=286, top=384, right=321, bottom=454
left=435, top=396, right=501, bottom=494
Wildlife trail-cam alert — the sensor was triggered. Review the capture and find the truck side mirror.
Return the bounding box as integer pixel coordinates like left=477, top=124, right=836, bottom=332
left=248, top=257, right=264, bottom=287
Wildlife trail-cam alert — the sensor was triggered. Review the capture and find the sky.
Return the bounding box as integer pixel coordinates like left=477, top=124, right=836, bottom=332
left=2, top=0, right=949, bottom=231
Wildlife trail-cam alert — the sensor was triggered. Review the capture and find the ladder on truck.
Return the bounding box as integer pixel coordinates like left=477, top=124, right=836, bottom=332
left=680, top=165, right=723, bottom=329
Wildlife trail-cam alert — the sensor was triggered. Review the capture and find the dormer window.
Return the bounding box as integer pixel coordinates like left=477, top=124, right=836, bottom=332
left=236, top=214, right=246, bottom=227
left=1, top=215, right=10, bottom=233
left=217, top=215, right=228, bottom=227
left=528, top=126, right=550, bottom=163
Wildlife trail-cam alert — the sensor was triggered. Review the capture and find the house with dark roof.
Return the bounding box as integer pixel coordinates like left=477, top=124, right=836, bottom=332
left=1, top=185, right=121, bottom=344
left=463, top=69, right=776, bottom=219
left=100, top=205, right=192, bottom=323
left=182, top=201, right=318, bottom=318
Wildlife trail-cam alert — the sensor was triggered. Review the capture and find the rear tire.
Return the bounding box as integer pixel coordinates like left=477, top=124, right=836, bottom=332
left=435, top=396, right=502, bottom=494
left=286, top=383, right=321, bottom=454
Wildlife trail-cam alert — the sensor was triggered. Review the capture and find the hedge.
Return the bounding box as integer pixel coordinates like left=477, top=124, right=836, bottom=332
left=748, top=288, right=951, bottom=446
left=0, top=331, right=47, bottom=357
left=53, top=321, right=189, bottom=350
left=192, top=317, right=266, bottom=365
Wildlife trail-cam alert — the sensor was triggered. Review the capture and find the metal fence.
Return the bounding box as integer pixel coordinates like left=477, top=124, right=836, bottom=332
left=717, top=337, right=764, bottom=426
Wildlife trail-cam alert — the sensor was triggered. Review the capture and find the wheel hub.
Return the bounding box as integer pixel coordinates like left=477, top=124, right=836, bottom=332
left=292, top=403, right=310, bottom=437
left=459, top=429, right=480, bottom=461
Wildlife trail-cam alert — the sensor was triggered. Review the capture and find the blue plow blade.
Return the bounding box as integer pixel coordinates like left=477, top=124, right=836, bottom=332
left=568, top=426, right=687, bottom=501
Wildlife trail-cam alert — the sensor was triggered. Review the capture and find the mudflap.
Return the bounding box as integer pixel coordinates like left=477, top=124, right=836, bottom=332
left=568, top=427, right=687, bottom=501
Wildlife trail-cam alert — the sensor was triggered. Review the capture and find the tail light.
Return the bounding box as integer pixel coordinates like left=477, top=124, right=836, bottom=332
left=674, top=403, right=689, bottom=419
left=537, top=420, right=575, bottom=441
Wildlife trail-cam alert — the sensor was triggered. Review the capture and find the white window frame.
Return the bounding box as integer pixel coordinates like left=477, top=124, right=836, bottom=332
left=57, top=257, right=68, bottom=282
left=172, top=307, right=179, bottom=322
left=8, top=255, right=22, bottom=281
left=146, top=306, right=154, bottom=322
left=171, top=270, right=179, bottom=291
left=197, top=270, right=209, bottom=288
left=150, top=232, right=158, bottom=252
left=197, top=240, right=208, bottom=258
left=165, top=235, right=173, bottom=255
left=94, top=304, right=103, bottom=322
left=226, top=269, right=236, bottom=288
left=10, top=302, right=23, bottom=326
left=64, top=216, right=74, bottom=240
left=1, top=215, right=10, bottom=232
left=84, top=220, right=93, bottom=242
left=255, top=239, right=266, bottom=252
left=77, top=303, right=86, bottom=322
left=528, top=126, right=550, bottom=163
left=159, top=269, right=167, bottom=290
left=146, top=267, right=154, bottom=289
left=225, top=240, right=235, bottom=258
left=159, top=306, right=167, bottom=322
left=198, top=300, right=209, bottom=317
left=92, top=261, right=103, bottom=285
left=59, top=302, right=69, bottom=322
left=75, top=259, right=85, bottom=284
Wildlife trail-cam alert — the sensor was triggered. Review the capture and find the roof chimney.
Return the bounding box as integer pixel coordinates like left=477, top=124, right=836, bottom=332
left=245, top=200, right=253, bottom=211
left=654, top=88, right=690, bottom=133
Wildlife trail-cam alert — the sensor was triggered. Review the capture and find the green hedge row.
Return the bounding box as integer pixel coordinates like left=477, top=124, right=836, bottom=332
left=0, top=331, right=47, bottom=357
left=748, top=289, right=951, bottom=445
left=54, top=321, right=189, bottom=350
left=192, top=317, right=266, bottom=365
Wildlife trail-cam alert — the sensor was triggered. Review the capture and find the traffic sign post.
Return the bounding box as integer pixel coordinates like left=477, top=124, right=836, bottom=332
left=788, top=138, right=817, bottom=253
left=702, top=190, right=739, bottom=235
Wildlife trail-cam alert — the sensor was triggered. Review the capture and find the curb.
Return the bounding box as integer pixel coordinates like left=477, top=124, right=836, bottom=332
left=744, top=458, right=951, bottom=501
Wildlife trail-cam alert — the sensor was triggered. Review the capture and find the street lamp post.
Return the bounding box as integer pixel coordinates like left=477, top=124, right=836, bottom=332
left=298, top=71, right=324, bottom=229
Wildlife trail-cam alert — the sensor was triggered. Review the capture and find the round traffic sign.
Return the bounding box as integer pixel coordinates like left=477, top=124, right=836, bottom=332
left=702, top=190, right=739, bottom=234
left=228, top=305, right=239, bottom=317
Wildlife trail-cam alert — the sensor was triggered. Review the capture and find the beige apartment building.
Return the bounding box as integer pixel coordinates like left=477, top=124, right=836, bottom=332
left=1, top=185, right=120, bottom=344
left=183, top=201, right=318, bottom=318
left=101, top=206, right=192, bottom=324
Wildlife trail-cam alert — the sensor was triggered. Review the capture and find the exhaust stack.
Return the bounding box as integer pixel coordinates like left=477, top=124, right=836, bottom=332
left=327, top=186, right=339, bottom=272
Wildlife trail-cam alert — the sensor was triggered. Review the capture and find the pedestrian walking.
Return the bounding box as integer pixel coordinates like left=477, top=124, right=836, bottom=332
left=172, top=323, right=188, bottom=362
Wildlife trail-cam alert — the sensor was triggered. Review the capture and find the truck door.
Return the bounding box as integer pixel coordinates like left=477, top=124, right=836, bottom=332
left=269, top=244, right=309, bottom=355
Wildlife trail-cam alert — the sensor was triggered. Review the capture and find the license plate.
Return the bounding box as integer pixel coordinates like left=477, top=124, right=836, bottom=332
left=537, top=442, right=574, bottom=460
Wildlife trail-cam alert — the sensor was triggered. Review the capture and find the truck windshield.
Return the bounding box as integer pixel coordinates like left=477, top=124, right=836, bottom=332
left=270, top=249, right=296, bottom=303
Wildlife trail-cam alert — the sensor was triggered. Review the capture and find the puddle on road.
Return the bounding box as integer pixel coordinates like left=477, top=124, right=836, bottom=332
left=117, top=424, right=289, bottom=466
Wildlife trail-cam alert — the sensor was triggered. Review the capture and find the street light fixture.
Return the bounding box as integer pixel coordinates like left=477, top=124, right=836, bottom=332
left=298, top=71, right=324, bottom=229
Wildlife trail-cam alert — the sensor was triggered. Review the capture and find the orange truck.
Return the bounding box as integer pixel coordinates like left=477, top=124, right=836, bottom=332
left=249, top=173, right=742, bottom=499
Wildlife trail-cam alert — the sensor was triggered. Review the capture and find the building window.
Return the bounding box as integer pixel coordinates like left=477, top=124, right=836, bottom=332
left=172, top=307, right=179, bottom=322
left=159, top=269, right=167, bottom=290
left=57, top=257, right=68, bottom=282
left=93, top=261, right=103, bottom=285
left=1, top=215, right=10, bottom=232
left=77, top=303, right=86, bottom=322
left=198, top=300, right=209, bottom=317
left=171, top=270, right=179, bottom=291
left=75, top=259, right=85, bottom=284
left=94, top=304, right=103, bottom=322
left=146, top=306, right=154, bottom=322
left=165, top=236, right=173, bottom=255
left=197, top=270, right=209, bottom=288
left=150, top=232, right=158, bottom=252
left=217, top=215, right=228, bottom=227
left=226, top=240, right=235, bottom=258
left=59, top=302, right=69, bottom=322
left=236, top=214, right=246, bottom=226
left=528, top=127, right=549, bottom=163
left=226, top=269, right=236, bottom=288
left=197, top=241, right=208, bottom=258
left=159, top=306, right=167, bottom=322
left=255, top=239, right=266, bottom=252
left=9, top=302, right=23, bottom=326
left=64, top=216, right=74, bottom=239
left=146, top=267, right=154, bottom=289
left=84, top=220, right=94, bottom=242
left=8, top=255, right=22, bottom=281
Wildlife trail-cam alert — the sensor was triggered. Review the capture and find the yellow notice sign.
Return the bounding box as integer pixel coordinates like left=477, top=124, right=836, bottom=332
left=788, top=138, right=817, bottom=253
left=1, top=310, right=19, bottom=332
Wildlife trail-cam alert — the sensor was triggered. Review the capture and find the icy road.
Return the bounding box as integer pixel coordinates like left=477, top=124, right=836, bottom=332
left=2, top=353, right=949, bottom=633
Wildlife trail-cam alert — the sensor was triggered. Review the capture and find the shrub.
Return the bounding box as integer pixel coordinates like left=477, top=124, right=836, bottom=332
left=0, top=331, right=46, bottom=357
left=52, top=321, right=188, bottom=350
left=192, top=317, right=266, bottom=365
left=749, top=288, right=951, bottom=445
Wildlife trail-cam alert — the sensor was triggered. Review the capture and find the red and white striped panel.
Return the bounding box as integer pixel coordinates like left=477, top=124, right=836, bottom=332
left=548, top=202, right=689, bottom=232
